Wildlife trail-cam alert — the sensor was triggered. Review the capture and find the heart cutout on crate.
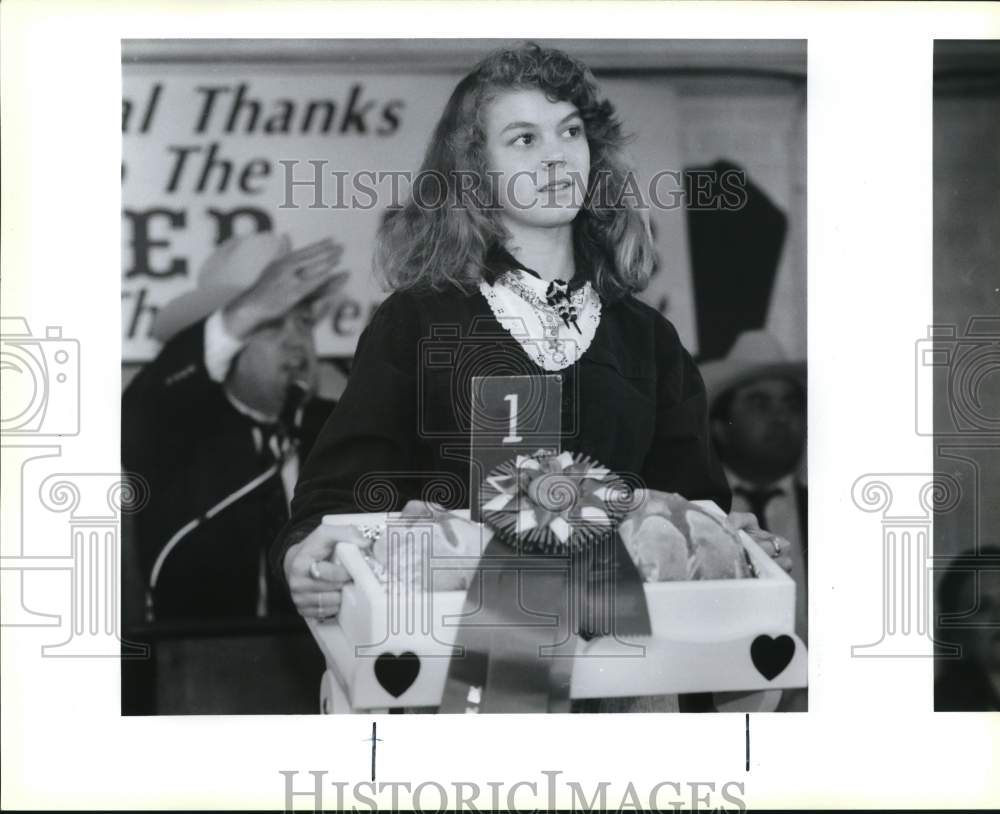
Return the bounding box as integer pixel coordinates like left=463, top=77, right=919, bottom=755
left=374, top=651, right=421, bottom=698
left=750, top=635, right=795, bottom=680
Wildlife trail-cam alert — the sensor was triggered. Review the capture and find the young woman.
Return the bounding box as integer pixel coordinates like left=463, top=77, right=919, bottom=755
left=272, top=43, right=792, bottom=708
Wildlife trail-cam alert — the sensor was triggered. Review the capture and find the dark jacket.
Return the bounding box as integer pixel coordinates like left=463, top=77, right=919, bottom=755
left=936, top=662, right=1000, bottom=712
left=123, top=319, right=335, bottom=621
left=273, top=285, right=731, bottom=577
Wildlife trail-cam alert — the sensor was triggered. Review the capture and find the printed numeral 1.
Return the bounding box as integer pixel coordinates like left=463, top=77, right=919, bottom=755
left=502, top=393, right=523, bottom=444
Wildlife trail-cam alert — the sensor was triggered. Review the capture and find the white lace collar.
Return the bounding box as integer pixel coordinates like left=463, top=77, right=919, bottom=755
left=479, top=270, right=601, bottom=371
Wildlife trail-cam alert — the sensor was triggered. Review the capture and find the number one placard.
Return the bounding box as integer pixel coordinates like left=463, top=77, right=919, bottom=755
left=469, top=375, right=562, bottom=521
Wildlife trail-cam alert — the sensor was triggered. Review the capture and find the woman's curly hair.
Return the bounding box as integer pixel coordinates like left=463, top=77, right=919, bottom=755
left=374, top=42, right=655, bottom=301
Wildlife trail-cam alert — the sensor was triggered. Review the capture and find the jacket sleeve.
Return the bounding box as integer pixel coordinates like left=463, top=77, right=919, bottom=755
left=122, top=319, right=228, bottom=578
left=639, top=315, right=732, bottom=512
left=122, top=319, right=221, bottom=435
left=270, top=292, right=423, bottom=580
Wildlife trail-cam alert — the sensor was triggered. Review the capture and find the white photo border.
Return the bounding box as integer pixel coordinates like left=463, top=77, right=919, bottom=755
left=2, top=0, right=999, bottom=810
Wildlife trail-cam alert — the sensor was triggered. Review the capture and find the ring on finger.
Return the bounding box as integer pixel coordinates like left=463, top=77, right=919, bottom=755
left=309, top=560, right=323, bottom=580
left=771, top=538, right=784, bottom=556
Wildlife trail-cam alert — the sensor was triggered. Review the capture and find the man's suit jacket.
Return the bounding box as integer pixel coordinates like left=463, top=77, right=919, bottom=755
left=123, top=319, right=336, bottom=621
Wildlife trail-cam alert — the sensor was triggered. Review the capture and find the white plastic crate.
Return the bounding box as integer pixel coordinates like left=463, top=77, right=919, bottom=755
left=307, top=505, right=807, bottom=711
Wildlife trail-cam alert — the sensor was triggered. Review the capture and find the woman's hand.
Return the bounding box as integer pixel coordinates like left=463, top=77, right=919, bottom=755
left=725, top=511, right=793, bottom=574
left=283, top=524, right=353, bottom=620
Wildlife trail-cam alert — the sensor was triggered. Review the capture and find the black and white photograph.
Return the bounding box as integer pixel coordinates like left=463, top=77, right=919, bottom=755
left=120, top=38, right=808, bottom=715
left=932, top=39, right=1000, bottom=713
left=4, top=2, right=1000, bottom=811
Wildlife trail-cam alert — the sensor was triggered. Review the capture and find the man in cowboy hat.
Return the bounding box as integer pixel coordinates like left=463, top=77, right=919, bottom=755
left=123, top=232, right=348, bottom=621
left=700, top=331, right=808, bottom=631
left=700, top=330, right=807, bottom=712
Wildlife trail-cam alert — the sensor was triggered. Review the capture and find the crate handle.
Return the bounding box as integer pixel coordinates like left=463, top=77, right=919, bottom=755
left=333, top=541, right=384, bottom=598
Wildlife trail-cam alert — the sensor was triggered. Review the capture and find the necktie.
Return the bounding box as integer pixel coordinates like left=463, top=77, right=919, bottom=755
left=732, top=485, right=784, bottom=532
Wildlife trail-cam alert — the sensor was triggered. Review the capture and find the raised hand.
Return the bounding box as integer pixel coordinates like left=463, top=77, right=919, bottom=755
left=222, top=237, right=346, bottom=341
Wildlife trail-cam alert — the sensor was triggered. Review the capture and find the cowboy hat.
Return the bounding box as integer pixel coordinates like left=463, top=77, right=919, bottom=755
left=699, top=330, right=806, bottom=407
left=150, top=232, right=292, bottom=343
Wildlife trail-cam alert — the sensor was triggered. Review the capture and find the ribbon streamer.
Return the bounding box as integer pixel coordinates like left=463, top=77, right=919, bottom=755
left=440, top=451, right=650, bottom=713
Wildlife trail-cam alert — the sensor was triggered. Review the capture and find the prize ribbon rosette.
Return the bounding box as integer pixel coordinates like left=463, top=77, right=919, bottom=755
left=439, top=450, right=652, bottom=714
left=479, top=450, right=633, bottom=552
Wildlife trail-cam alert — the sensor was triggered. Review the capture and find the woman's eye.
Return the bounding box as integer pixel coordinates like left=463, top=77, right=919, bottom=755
left=511, top=132, right=534, bottom=146
left=564, top=124, right=583, bottom=138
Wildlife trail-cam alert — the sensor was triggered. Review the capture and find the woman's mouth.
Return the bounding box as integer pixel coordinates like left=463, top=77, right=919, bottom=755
left=538, top=179, right=573, bottom=192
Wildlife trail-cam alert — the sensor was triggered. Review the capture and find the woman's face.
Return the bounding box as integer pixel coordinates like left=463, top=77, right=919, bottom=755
left=483, top=88, right=591, bottom=230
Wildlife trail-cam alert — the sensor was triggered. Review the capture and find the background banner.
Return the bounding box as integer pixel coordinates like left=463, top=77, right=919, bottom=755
left=122, top=40, right=806, bottom=363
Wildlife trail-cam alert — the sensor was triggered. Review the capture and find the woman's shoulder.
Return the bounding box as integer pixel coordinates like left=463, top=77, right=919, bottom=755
left=359, top=287, right=484, bottom=360
left=372, top=286, right=479, bottom=323
left=604, top=294, right=685, bottom=348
